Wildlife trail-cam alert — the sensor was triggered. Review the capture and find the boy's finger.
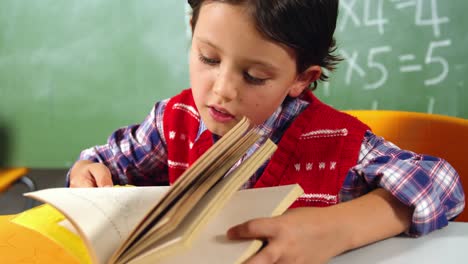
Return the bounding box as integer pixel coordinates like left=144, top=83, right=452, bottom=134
left=244, top=241, right=282, bottom=264
left=70, top=175, right=96, bottom=188
left=227, top=218, right=277, bottom=239
left=89, top=163, right=113, bottom=187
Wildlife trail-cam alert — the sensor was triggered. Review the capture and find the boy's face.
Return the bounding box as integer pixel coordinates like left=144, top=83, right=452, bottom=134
left=189, top=2, right=317, bottom=136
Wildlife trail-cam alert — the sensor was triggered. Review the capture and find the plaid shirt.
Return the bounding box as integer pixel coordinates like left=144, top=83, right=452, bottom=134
left=75, top=95, right=465, bottom=237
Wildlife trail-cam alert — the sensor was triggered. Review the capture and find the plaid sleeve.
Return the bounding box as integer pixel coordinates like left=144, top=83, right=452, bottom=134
left=66, top=99, right=170, bottom=186
left=341, top=130, right=465, bottom=237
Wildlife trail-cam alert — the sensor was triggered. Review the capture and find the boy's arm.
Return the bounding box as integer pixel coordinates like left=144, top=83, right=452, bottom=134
left=67, top=100, right=170, bottom=187
left=228, top=131, right=465, bottom=263
left=228, top=188, right=412, bottom=264
left=344, top=131, right=465, bottom=236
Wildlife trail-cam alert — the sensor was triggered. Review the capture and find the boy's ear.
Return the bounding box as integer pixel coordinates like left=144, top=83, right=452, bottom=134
left=190, top=17, right=194, bottom=32
left=288, top=65, right=322, bottom=97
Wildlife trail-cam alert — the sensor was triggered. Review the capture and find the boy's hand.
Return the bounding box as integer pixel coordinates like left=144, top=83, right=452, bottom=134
left=69, top=160, right=114, bottom=187
left=227, top=207, right=345, bottom=264
left=228, top=208, right=339, bottom=264
left=227, top=188, right=412, bottom=264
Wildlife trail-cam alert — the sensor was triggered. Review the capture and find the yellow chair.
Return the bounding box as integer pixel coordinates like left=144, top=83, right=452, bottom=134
left=0, top=167, right=36, bottom=209
left=344, top=110, right=468, bottom=222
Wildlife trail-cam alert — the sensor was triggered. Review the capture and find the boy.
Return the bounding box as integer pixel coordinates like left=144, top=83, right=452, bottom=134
left=69, top=1, right=464, bottom=263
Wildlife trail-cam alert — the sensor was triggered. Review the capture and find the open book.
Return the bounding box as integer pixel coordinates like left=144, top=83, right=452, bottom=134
left=14, top=118, right=304, bottom=264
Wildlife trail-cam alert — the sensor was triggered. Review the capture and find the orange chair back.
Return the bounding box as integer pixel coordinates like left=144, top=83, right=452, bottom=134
left=0, top=167, right=30, bottom=193
left=344, top=110, right=468, bottom=222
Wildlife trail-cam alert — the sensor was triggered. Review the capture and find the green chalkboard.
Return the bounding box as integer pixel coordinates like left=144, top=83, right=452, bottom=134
left=0, top=0, right=466, bottom=168
left=316, top=0, right=467, bottom=118
left=0, top=1, right=190, bottom=168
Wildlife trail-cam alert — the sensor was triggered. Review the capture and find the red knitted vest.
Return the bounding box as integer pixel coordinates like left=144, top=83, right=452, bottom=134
left=163, top=89, right=369, bottom=208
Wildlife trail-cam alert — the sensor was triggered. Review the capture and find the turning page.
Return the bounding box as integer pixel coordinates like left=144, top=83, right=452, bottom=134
left=24, top=186, right=170, bottom=264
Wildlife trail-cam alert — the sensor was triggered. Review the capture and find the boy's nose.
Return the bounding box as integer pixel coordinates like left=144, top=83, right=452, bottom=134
left=212, top=69, right=239, bottom=101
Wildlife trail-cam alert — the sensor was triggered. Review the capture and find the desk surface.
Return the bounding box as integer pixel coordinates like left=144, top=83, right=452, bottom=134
left=331, top=222, right=468, bottom=263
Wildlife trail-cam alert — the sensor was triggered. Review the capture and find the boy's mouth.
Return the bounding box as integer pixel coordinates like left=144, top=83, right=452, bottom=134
left=208, top=106, right=235, bottom=122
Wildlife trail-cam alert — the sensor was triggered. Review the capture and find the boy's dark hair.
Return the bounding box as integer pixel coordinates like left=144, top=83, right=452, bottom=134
left=188, top=0, right=341, bottom=90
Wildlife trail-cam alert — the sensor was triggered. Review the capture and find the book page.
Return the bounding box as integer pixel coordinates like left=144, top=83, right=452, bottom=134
left=111, top=117, right=260, bottom=262
left=125, top=140, right=277, bottom=263
left=138, top=184, right=303, bottom=264
left=113, top=118, right=252, bottom=261
left=25, top=186, right=170, bottom=264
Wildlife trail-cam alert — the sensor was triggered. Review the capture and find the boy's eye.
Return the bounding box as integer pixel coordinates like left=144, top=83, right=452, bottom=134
left=198, top=54, right=219, bottom=65
left=243, top=72, right=268, bottom=85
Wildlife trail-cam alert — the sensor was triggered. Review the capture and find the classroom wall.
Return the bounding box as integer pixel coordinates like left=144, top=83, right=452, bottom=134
left=0, top=0, right=466, bottom=168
